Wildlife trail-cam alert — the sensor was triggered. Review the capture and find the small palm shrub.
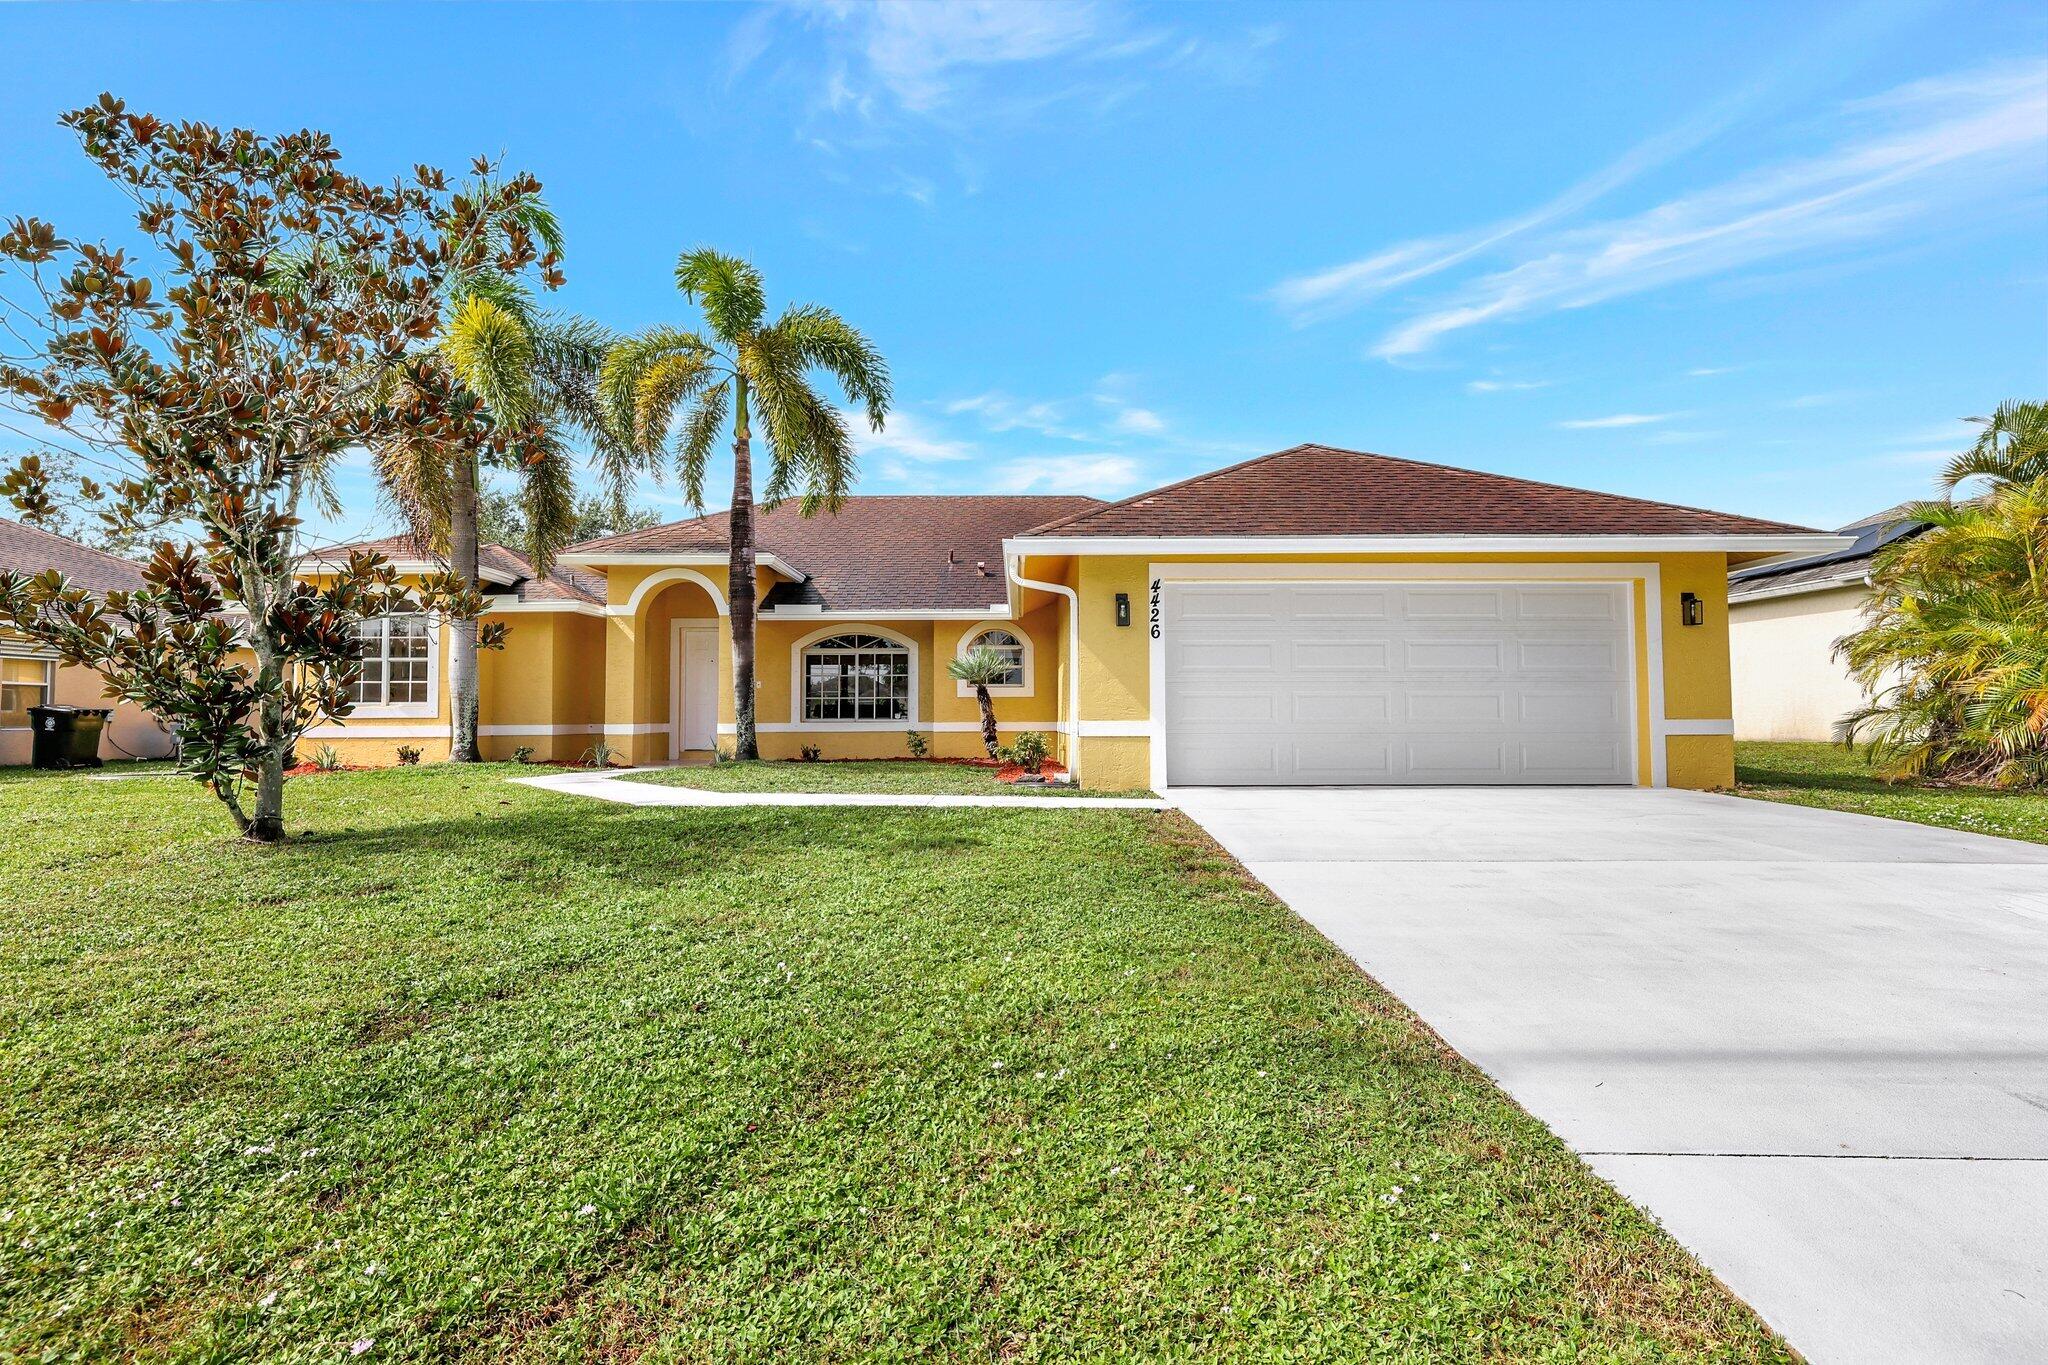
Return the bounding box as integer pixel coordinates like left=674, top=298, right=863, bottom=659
left=904, top=728, right=929, bottom=759
left=1007, top=730, right=1051, bottom=774
left=394, top=745, right=423, bottom=767
left=312, top=744, right=343, bottom=773
left=580, top=740, right=617, bottom=769
left=947, top=646, right=1011, bottom=758
left=511, top=745, right=536, bottom=764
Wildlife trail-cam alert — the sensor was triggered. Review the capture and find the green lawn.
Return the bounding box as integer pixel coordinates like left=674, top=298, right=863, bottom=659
left=1, top=766, right=1786, bottom=1362
left=625, top=758, right=1158, bottom=799
left=1735, top=740, right=2048, bottom=846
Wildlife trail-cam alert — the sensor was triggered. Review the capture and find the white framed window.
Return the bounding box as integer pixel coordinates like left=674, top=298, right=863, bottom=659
left=1, top=655, right=54, bottom=728
left=955, top=622, right=1033, bottom=697
left=349, top=615, right=437, bottom=717
left=799, top=631, right=913, bottom=724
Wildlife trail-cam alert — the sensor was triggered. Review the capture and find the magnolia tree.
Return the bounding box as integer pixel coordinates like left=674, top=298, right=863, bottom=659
left=0, top=97, right=544, bottom=840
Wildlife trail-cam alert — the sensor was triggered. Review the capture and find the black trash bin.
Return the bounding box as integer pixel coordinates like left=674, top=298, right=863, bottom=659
left=27, top=705, right=107, bottom=770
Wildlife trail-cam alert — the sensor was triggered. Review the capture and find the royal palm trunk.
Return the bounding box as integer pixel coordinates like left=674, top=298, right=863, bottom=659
left=975, top=683, right=999, bottom=758
left=447, top=447, right=481, bottom=763
left=728, top=379, right=759, bottom=761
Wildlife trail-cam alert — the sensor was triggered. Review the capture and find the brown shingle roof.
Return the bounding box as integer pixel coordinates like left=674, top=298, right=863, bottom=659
left=567, top=495, right=1102, bottom=611
left=0, top=516, right=147, bottom=596
left=1020, top=444, right=1821, bottom=539
left=1727, top=503, right=1929, bottom=601
left=319, top=534, right=604, bottom=606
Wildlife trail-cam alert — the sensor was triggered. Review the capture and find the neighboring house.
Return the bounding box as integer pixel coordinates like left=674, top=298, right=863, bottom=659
left=1727, top=505, right=1929, bottom=741
left=0, top=517, right=178, bottom=765
left=309, top=444, right=1841, bottom=790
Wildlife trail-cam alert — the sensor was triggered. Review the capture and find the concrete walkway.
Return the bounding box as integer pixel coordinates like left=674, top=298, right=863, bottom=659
left=1173, top=785, right=2048, bottom=1365
left=511, top=768, right=1167, bottom=810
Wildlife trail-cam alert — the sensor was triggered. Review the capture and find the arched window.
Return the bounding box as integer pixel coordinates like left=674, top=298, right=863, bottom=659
left=802, top=632, right=912, bottom=722
left=957, top=624, right=1030, bottom=694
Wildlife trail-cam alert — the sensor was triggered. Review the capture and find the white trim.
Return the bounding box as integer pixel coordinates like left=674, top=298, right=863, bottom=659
left=304, top=723, right=443, bottom=739
left=346, top=614, right=442, bottom=721
left=609, top=567, right=731, bottom=618
left=669, top=617, right=720, bottom=760
left=0, top=644, right=61, bottom=662
left=1727, top=572, right=1868, bottom=605
left=557, top=550, right=808, bottom=583
left=482, top=723, right=603, bottom=736
left=719, top=720, right=1053, bottom=736
left=1144, top=562, right=1668, bottom=792
left=299, top=555, right=519, bottom=587
left=604, top=722, right=670, bottom=737
left=483, top=599, right=604, bottom=617
left=760, top=607, right=1011, bottom=620
left=789, top=623, right=919, bottom=727
left=1663, top=718, right=1735, bottom=736
left=1011, top=533, right=1851, bottom=557
left=953, top=620, right=1035, bottom=699
left=1079, top=719, right=1149, bottom=737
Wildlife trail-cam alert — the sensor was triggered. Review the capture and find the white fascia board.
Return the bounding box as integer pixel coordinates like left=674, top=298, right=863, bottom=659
left=298, top=556, right=520, bottom=587
left=757, top=607, right=1013, bottom=621
left=481, top=600, right=605, bottom=617
left=555, top=550, right=808, bottom=583
left=1727, top=572, right=1869, bottom=605
left=1006, top=533, right=1855, bottom=557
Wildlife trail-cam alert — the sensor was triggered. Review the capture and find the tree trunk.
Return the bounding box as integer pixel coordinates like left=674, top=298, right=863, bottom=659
left=729, top=380, right=759, bottom=761
left=448, top=446, right=481, bottom=762
left=245, top=744, right=288, bottom=843
left=976, top=684, right=999, bottom=759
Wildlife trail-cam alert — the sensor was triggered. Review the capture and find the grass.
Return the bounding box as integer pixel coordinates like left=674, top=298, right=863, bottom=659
left=0, top=765, right=1787, bottom=1362
left=624, top=758, right=1158, bottom=800
left=1735, top=740, right=2048, bottom=846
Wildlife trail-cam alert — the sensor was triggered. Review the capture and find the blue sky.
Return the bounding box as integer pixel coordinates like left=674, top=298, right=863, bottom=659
left=2, top=0, right=2044, bottom=543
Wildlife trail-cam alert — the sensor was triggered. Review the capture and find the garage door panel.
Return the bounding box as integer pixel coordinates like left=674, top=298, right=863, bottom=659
left=1163, top=580, right=1634, bottom=787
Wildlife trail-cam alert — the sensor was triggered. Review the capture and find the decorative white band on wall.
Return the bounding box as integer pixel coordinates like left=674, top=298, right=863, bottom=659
left=603, top=723, right=671, bottom=737
left=302, top=723, right=610, bottom=740
left=1662, top=718, right=1735, bottom=736
left=1077, top=720, right=1150, bottom=737
left=715, top=720, right=1059, bottom=736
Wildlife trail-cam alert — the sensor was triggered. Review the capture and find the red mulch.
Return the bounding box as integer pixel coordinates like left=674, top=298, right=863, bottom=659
left=284, top=762, right=368, bottom=777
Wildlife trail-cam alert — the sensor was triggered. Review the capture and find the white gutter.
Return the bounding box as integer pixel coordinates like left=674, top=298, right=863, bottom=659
left=555, top=550, right=809, bottom=583
left=1005, top=552, right=1083, bottom=786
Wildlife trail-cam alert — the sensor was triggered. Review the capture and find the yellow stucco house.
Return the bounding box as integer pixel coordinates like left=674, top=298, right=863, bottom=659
left=309, top=445, right=1843, bottom=791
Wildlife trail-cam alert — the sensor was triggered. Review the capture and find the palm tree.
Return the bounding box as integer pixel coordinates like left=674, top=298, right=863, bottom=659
left=600, top=249, right=890, bottom=760
left=1941, top=399, right=2048, bottom=492
left=1839, top=402, right=2048, bottom=786
left=948, top=647, right=1010, bottom=759
left=374, top=186, right=643, bottom=762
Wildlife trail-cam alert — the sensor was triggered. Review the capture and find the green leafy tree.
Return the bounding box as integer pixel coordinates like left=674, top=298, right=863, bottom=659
left=0, top=97, right=499, bottom=839
left=1839, top=399, right=2048, bottom=786
left=948, top=646, right=1011, bottom=759
left=600, top=249, right=890, bottom=760
left=478, top=486, right=660, bottom=548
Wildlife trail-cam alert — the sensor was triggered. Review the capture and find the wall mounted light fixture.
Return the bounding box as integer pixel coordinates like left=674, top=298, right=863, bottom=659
left=1114, top=592, right=1131, bottom=628
left=1680, top=591, right=1705, bottom=627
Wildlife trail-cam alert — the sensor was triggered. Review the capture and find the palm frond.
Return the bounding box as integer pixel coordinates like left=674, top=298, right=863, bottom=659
left=1941, top=398, right=2048, bottom=491
left=674, top=248, right=764, bottom=342
left=770, top=302, right=892, bottom=429
left=674, top=380, right=729, bottom=510
left=506, top=428, right=577, bottom=574
left=598, top=327, right=714, bottom=455
left=442, top=295, right=536, bottom=426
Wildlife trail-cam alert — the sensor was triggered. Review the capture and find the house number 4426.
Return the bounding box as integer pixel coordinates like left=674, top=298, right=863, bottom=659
left=1148, top=578, right=1162, bottom=639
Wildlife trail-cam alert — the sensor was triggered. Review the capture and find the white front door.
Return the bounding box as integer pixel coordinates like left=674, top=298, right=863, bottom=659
left=1162, top=581, right=1634, bottom=786
left=672, top=623, right=719, bottom=758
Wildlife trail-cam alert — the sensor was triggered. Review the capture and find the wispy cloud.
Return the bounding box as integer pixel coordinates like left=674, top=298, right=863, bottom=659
left=1557, top=412, right=1677, bottom=430
left=1109, top=406, right=1166, bottom=434
left=990, top=453, right=1145, bottom=495
left=848, top=409, right=972, bottom=463
left=1269, top=59, right=2048, bottom=359
left=945, top=391, right=1083, bottom=440
left=1465, top=378, right=1551, bottom=394
left=1686, top=365, right=1741, bottom=377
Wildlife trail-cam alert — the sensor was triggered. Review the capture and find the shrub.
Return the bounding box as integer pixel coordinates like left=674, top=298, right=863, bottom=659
left=1007, top=730, right=1050, bottom=774
left=581, top=740, right=618, bottom=769
left=312, top=744, right=343, bottom=773
left=905, top=728, right=929, bottom=759
left=394, top=745, right=422, bottom=767
left=799, top=744, right=822, bottom=762
left=511, top=745, right=536, bottom=764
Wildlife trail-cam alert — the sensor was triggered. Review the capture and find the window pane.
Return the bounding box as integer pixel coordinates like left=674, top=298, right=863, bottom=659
left=802, top=638, right=909, bottom=723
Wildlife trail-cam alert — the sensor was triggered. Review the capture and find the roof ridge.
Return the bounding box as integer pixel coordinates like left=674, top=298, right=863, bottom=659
left=1020, top=444, right=1315, bottom=536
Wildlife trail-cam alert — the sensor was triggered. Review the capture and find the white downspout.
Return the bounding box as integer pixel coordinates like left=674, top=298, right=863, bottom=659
left=1005, top=553, right=1082, bottom=786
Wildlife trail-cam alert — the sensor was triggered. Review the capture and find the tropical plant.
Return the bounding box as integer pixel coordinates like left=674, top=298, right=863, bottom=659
left=0, top=97, right=485, bottom=840
left=799, top=744, right=822, bottom=762
left=1941, top=399, right=2048, bottom=492
left=479, top=487, right=660, bottom=549
left=1838, top=466, right=2048, bottom=787
left=904, top=728, right=929, bottom=759
left=312, top=744, right=344, bottom=773
left=395, top=745, right=423, bottom=766
left=600, top=249, right=890, bottom=760
left=948, top=646, right=1011, bottom=759
left=580, top=739, right=617, bottom=768
left=1007, top=730, right=1051, bottom=774
left=511, top=744, right=536, bottom=764
left=366, top=182, right=640, bottom=763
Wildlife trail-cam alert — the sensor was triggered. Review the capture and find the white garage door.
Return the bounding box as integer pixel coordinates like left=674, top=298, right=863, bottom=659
left=1163, top=581, right=1634, bottom=786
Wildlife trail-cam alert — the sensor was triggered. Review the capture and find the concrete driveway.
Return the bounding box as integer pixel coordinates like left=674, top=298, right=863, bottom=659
left=1171, top=786, right=2048, bottom=1365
